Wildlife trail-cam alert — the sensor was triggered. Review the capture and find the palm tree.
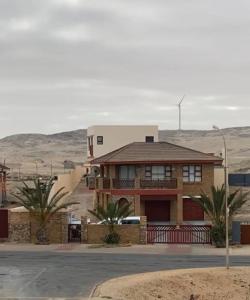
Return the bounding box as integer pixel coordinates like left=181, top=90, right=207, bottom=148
left=88, top=201, right=133, bottom=244
left=193, top=185, right=248, bottom=247
left=12, top=178, right=79, bottom=244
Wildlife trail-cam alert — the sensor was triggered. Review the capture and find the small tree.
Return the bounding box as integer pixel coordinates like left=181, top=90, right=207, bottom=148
left=193, top=185, right=248, bottom=247
left=12, top=178, right=79, bottom=244
left=88, top=201, right=133, bottom=244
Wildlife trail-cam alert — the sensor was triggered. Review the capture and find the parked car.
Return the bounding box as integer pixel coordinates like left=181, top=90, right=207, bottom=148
left=97, top=216, right=141, bottom=225
left=120, top=216, right=140, bottom=224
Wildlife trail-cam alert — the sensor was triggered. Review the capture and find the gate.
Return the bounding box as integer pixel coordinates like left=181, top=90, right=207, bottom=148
left=0, top=209, right=8, bottom=239
left=241, top=224, right=250, bottom=244
left=147, top=225, right=211, bottom=244
left=68, top=224, right=81, bottom=243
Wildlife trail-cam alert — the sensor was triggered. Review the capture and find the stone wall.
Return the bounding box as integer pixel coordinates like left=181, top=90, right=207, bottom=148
left=9, top=212, right=31, bottom=243
left=8, top=210, right=68, bottom=243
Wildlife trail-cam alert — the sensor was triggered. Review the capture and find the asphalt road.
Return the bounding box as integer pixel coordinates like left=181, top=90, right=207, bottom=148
left=0, top=252, right=250, bottom=299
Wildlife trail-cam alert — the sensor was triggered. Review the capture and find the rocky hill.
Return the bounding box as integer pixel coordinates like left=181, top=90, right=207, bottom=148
left=1, top=127, right=250, bottom=175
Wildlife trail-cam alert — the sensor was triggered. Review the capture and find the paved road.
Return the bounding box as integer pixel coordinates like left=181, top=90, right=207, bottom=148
left=0, top=252, right=250, bottom=299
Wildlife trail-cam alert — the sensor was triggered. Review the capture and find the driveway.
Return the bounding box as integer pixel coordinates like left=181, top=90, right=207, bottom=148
left=1, top=252, right=250, bottom=299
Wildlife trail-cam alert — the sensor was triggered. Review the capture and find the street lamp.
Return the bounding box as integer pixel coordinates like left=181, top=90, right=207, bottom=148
left=213, top=125, right=229, bottom=269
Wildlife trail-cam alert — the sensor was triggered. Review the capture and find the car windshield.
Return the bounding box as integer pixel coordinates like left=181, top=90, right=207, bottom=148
left=121, top=219, right=140, bottom=224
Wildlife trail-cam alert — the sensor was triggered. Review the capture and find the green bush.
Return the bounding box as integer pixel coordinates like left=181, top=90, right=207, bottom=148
left=211, top=224, right=226, bottom=248
left=103, top=232, right=121, bottom=244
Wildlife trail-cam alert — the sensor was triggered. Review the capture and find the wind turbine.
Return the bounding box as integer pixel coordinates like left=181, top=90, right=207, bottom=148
left=178, top=95, right=185, bottom=131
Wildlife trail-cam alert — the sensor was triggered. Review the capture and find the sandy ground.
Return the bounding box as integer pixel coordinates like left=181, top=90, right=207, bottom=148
left=93, top=267, right=250, bottom=300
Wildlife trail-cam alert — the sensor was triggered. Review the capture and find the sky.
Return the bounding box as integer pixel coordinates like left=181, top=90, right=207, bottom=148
left=0, top=0, right=250, bottom=138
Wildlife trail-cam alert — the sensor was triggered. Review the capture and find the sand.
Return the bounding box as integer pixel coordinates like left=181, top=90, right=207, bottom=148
left=93, top=267, right=250, bottom=300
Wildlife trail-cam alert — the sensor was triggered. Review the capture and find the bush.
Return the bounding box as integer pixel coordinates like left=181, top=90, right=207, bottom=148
left=103, top=232, right=120, bottom=244
left=211, top=224, right=226, bottom=248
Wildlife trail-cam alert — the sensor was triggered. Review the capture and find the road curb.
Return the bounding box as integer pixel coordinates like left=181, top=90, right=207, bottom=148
left=88, top=280, right=105, bottom=299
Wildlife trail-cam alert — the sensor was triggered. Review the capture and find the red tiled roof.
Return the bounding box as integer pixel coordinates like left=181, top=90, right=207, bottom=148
left=91, top=142, right=223, bottom=164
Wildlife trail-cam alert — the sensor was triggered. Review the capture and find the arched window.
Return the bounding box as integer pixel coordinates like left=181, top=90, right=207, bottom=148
left=118, top=197, right=129, bottom=208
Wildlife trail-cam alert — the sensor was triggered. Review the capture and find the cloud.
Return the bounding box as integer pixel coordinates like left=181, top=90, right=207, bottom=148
left=8, top=18, right=35, bottom=31
left=0, top=0, right=250, bottom=137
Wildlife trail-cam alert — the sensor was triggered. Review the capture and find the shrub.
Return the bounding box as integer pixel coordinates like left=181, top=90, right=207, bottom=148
left=103, top=232, right=120, bottom=244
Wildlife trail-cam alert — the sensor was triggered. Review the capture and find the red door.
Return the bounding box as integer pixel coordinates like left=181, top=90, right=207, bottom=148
left=145, top=200, right=170, bottom=222
left=183, top=199, right=204, bottom=221
left=0, top=209, right=8, bottom=238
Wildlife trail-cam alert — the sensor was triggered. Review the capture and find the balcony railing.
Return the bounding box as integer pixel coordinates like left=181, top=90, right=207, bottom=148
left=94, top=177, right=178, bottom=190
left=140, top=179, right=177, bottom=189
left=112, top=179, right=135, bottom=189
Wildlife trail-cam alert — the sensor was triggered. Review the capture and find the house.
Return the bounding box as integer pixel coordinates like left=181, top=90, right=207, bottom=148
left=87, top=125, right=159, bottom=159
left=90, top=142, right=223, bottom=225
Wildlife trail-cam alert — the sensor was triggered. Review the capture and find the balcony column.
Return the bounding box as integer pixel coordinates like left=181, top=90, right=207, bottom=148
left=110, top=176, right=113, bottom=189
left=98, top=177, right=103, bottom=189
left=134, top=195, right=141, bottom=216
left=176, top=193, right=183, bottom=225
left=135, top=177, right=140, bottom=189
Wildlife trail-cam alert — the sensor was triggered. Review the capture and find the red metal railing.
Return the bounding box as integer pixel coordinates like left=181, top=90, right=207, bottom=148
left=140, top=179, right=177, bottom=189
left=112, top=179, right=135, bottom=189
left=95, top=178, right=178, bottom=190
left=147, top=225, right=212, bottom=244
left=103, top=178, right=111, bottom=189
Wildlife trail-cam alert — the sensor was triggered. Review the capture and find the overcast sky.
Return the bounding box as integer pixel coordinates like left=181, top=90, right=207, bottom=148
left=0, top=0, right=250, bottom=137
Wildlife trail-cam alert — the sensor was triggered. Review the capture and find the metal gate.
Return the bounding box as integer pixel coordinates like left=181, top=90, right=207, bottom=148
left=241, top=224, right=250, bottom=244
left=68, top=224, right=81, bottom=243
left=147, top=225, right=211, bottom=244
left=0, top=209, right=8, bottom=239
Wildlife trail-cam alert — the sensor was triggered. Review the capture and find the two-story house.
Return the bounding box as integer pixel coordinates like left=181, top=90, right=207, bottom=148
left=90, top=142, right=223, bottom=225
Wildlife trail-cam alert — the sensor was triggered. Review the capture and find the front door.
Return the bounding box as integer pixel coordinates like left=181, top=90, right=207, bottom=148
left=145, top=200, right=170, bottom=222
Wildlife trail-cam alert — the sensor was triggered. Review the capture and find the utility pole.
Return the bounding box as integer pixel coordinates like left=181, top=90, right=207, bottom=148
left=213, top=125, right=229, bottom=269
left=50, top=161, right=53, bottom=177
left=178, top=95, right=185, bottom=131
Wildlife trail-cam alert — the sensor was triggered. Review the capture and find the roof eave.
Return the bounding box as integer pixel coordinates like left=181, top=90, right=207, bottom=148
left=91, top=159, right=223, bottom=165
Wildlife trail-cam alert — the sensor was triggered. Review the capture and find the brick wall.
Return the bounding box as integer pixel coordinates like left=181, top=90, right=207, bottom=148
left=87, top=224, right=140, bottom=244
left=174, top=164, right=214, bottom=197
left=83, top=216, right=147, bottom=244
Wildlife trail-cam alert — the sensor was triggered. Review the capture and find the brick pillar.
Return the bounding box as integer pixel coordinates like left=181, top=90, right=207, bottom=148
left=134, top=195, right=141, bottom=215
left=176, top=193, right=183, bottom=225
left=135, top=177, right=140, bottom=188
left=81, top=216, right=88, bottom=243
left=61, top=212, right=68, bottom=244
left=139, top=216, right=147, bottom=244
left=110, top=176, right=113, bottom=189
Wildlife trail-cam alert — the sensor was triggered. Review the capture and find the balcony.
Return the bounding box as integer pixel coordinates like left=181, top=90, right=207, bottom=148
left=140, top=179, right=177, bottom=189
left=95, top=177, right=178, bottom=190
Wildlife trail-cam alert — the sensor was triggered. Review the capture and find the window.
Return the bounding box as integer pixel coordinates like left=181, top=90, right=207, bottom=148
left=119, top=165, right=136, bottom=179
left=97, top=136, right=103, bottom=145
left=145, top=165, right=172, bottom=180
left=183, top=165, right=202, bottom=183
left=145, top=136, right=154, bottom=143
left=165, top=166, right=172, bottom=179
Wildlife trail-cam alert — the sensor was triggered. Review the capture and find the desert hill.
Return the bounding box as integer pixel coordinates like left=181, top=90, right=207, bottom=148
left=1, top=126, right=250, bottom=175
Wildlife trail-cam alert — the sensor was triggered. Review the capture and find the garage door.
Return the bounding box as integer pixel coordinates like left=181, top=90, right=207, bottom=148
left=145, top=200, right=170, bottom=222
left=183, top=199, right=204, bottom=221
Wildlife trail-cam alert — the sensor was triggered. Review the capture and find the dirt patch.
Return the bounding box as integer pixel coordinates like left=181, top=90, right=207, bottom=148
left=94, top=267, right=250, bottom=300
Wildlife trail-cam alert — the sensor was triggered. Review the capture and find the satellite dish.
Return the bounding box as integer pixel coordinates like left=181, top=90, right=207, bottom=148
left=90, top=166, right=100, bottom=177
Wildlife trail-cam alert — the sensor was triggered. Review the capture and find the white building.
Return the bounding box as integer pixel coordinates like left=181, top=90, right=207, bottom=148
left=87, top=125, right=159, bottom=159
